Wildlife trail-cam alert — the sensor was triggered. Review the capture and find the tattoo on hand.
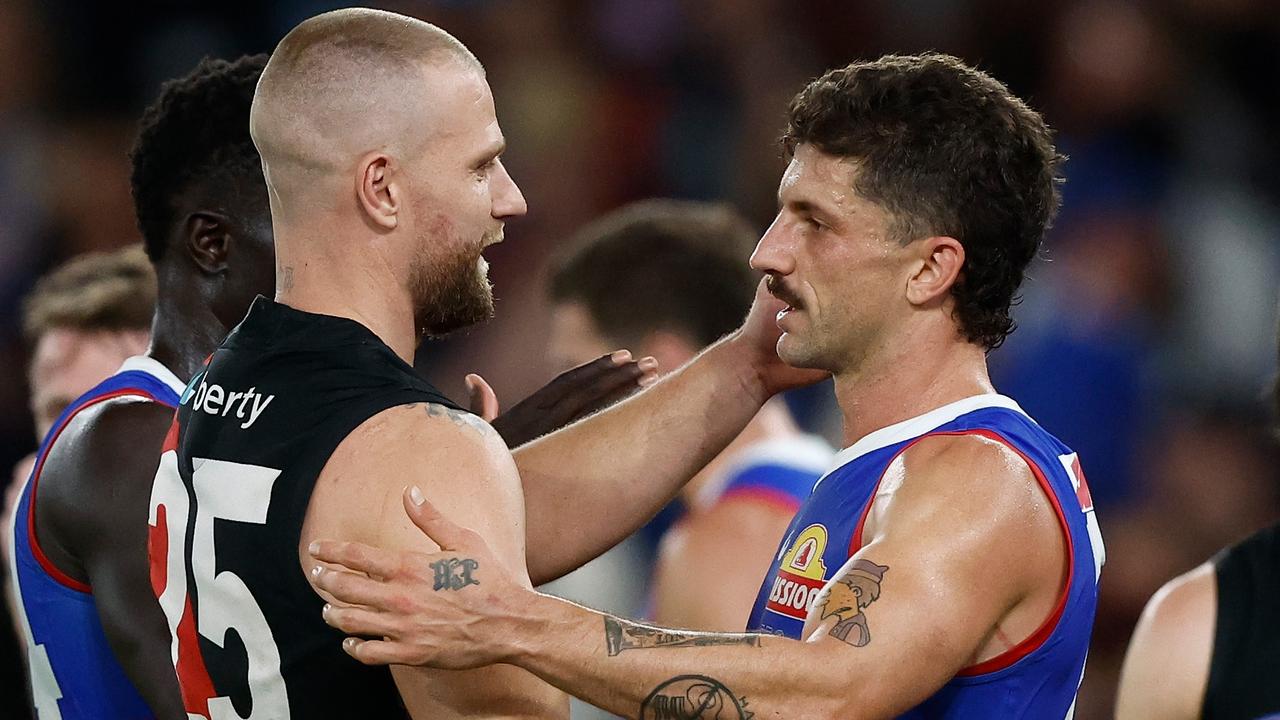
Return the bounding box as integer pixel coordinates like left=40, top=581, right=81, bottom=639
left=641, top=675, right=753, bottom=720
left=604, top=617, right=760, bottom=656
left=429, top=558, right=479, bottom=591
left=425, top=402, right=491, bottom=437
left=816, top=559, right=888, bottom=647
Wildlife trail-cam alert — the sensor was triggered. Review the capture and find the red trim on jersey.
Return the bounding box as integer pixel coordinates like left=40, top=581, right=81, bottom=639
left=954, top=430, right=1074, bottom=676
left=161, top=418, right=181, bottom=454
left=844, top=429, right=1075, bottom=677
left=25, top=388, right=171, bottom=593
left=718, top=487, right=804, bottom=515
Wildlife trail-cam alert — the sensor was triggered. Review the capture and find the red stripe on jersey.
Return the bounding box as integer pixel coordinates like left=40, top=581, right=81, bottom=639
left=162, top=418, right=181, bottom=454
left=1071, top=455, right=1094, bottom=513
left=718, top=487, right=804, bottom=515
left=175, top=594, right=217, bottom=716
left=955, top=429, right=1074, bottom=677
left=25, top=388, right=168, bottom=593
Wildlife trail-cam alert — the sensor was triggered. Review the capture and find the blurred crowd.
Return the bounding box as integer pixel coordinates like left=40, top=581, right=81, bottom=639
left=1, top=1, right=1277, bottom=717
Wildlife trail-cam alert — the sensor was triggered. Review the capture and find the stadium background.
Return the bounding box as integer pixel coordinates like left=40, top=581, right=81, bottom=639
left=1, top=0, right=1277, bottom=717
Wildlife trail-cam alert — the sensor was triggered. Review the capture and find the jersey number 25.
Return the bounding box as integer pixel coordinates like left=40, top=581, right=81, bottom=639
left=149, top=449, right=291, bottom=720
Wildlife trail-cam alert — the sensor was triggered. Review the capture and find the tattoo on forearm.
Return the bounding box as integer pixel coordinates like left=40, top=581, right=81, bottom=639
left=280, top=266, right=294, bottom=291
left=425, top=402, right=491, bottom=436
left=429, top=558, right=479, bottom=591
left=816, top=559, right=889, bottom=647
left=640, top=675, right=753, bottom=720
left=604, top=617, right=761, bottom=656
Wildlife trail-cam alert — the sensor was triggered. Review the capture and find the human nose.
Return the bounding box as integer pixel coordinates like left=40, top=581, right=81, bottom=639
left=491, top=160, right=527, bottom=219
left=750, top=212, right=796, bottom=276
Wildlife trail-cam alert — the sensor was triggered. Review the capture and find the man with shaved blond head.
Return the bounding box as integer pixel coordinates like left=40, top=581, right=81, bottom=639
left=148, top=7, right=821, bottom=719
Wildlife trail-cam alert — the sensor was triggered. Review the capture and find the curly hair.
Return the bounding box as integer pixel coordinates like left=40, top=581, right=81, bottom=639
left=549, top=200, right=759, bottom=347
left=784, top=53, right=1065, bottom=350
left=130, top=54, right=269, bottom=263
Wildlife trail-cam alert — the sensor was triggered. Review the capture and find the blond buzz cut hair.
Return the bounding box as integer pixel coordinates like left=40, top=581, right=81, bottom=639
left=250, top=8, right=482, bottom=209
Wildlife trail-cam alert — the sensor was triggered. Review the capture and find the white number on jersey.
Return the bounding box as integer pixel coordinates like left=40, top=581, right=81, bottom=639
left=149, top=451, right=291, bottom=719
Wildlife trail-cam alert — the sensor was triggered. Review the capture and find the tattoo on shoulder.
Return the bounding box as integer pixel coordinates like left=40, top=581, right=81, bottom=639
left=604, top=617, right=760, bottom=656
left=429, top=557, right=479, bottom=591
left=816, top=559, right=889, bottom=647
left=425, top=402, right=491, bottom=437
left=641, top=675, right=753, bottom=720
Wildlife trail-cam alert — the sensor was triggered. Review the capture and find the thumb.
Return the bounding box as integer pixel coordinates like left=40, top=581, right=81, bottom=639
left=403, top=486, right=475, bottom=552
left=465, top=373, right=500, bottom=422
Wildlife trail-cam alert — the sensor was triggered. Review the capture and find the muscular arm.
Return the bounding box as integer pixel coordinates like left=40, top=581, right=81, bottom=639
left=1115, top=564, right=1215, bottom=720
left=36, top=399, right=186, bottom=718
left=313, top=435, right=1067, bottom=719
left=517, top=283, right=825, bottom=584
left=302, top=402, right=567, bottom=719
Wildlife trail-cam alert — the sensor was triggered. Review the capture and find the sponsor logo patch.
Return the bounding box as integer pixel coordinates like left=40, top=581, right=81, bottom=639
left=766, top=524, right=829, bottom=620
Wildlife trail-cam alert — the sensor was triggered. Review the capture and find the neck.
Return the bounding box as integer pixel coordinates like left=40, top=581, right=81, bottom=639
left=274, top=232, right=419, bottom=364
left=147, top=276, right=230, bottom=382
left=833, top=333, right=994, bottom=449
left=682, top=398, right=800, bottom=503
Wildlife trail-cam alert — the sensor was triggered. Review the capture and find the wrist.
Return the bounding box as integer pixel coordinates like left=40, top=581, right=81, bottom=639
left=497, top=589, right=570, bottom=666
left=716, top=331, right=772, bottom=405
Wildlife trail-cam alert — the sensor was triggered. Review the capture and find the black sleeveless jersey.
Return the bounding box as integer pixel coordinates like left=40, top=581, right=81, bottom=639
left=148, top=297, right=464, bottom=719
left=1203, top=523, right=1280, bottom=720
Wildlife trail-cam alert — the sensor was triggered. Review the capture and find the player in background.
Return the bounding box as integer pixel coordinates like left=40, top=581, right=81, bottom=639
left=1, top=246, right=154, bottom=720
left=1116, top=335, right=1280, bottom=718
left=312, top=53, right=1107, bottom=719
left=4, top=246, right=155, bottom=522
left=7, top=53, right=649, bottom=719
left=547, top=199, right=832, bottom=631
left=152, top=9, right=819, bottom=717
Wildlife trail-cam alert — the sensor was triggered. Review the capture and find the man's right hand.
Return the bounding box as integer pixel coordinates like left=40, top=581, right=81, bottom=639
left=728, top=279, right=829, bottom=401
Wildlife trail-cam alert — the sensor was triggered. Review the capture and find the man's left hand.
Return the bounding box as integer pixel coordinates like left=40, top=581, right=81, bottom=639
left=309, top=487, right=526, bottom=669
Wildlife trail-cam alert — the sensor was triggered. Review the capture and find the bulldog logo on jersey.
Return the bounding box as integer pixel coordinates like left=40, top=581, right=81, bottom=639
left=766, top=524, right=830, bottom=621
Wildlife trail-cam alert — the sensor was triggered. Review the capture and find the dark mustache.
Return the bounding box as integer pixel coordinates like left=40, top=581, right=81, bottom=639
left=765, top=275, right=803, bottom=309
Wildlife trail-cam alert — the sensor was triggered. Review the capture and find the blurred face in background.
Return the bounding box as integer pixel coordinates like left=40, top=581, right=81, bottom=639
left=751, top=144, right=908, bottom=375
left=548, top=301, right=696, bottom=377
left=28, top=327, right=149, bottom=437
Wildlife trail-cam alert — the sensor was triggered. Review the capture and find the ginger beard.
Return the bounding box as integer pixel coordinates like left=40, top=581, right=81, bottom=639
left=409, top=226, right=500, bottom=338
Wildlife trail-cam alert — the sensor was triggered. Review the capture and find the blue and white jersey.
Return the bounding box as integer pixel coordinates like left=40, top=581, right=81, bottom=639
left=8, top=356, right=184, bottom=719
left=746, top=394, right=1105, bottom=719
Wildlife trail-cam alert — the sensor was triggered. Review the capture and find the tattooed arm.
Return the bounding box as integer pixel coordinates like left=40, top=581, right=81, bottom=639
left=310, top=434, right=1067, bottom=719
left=302, top=402, right=568, bottom=719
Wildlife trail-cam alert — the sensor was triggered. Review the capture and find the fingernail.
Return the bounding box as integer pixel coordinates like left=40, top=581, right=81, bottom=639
left=312, top=565, right=323, bottom=578
left=639, top=373, right=659, bottom=388
left=638, top=357, right=658, bottom=372
left=343, top=638, right=356, bottom=651
left=308, top=541, right=320, bottom=554
left=610, top=350, right=632, bottom=364
left=322, top=603, right=331, bottom=618
left=410, top=486, right=425, bottom=506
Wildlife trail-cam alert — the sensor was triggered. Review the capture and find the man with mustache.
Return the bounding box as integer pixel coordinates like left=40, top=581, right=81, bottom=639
left=150, top=8, right=818, bottom=719
left=311, top=53, right=1107, bottom=719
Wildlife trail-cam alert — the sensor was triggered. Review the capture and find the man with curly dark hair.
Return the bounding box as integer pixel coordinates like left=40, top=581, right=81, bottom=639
left=307, top=53, right=1106, bottom=720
